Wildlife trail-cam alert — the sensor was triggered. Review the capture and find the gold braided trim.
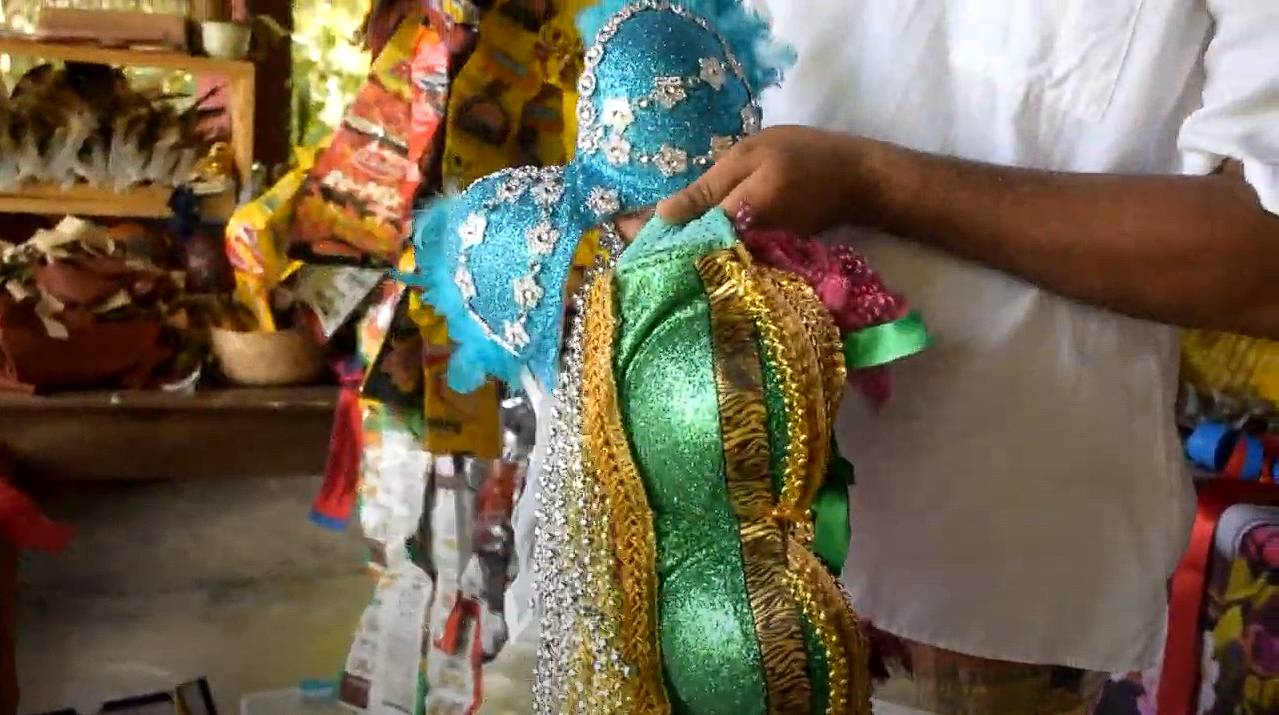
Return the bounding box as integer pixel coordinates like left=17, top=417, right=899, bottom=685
left=769, top=270, right=846, bottom=506
left=756, top=267, right=836, bottom=512
left=699, top=249, right=814, bottom=715
left=788, top=546, right=873, bottom=715
left=731, top=245, right=868, bottom=715
left=580, top=273, right=671, bottom=715
left=561, top=268, right=631, bottom=713
left=725, top=246, right=816, bottom=513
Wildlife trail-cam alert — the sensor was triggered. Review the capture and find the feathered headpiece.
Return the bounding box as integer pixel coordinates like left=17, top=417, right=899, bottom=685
left=404, top=0, right=792, bottom=392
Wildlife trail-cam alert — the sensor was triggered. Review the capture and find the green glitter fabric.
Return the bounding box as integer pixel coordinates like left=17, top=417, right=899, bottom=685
left=611, top=209, right=830, bottom=714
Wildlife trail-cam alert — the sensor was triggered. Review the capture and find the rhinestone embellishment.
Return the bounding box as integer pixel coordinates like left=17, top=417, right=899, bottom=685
left=587, top=187, right=622, bottom=217
left=532, top=225, right=625, bottom=715
left=572, top=0, right=764, bottom=200
left=451, top=166, right=568, bottom=356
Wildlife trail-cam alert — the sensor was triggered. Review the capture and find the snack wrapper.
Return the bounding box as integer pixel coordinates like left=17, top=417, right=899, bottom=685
left=362, top=288, right=428, bottom=436
left=339, top=409, right=434, bottom=715
left=422, top=328, right=500, bottom=460
left=342, top=402, right=531, bottom=715
left=440, top=0, right=583, bottom=191
left=424, top=397, right=533, bottom=715
left=401, top=28, right=452, bottom=221
left=294, top=265, right=386, bottom=341
left=289, top=17, right=426, bottom=266
left=225, top=141, right=326, bottom=331
left=358, top=276, right=409, bottom=372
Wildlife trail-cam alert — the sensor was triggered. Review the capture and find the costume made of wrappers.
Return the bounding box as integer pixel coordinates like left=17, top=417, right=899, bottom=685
left=402, top=2, right=931, bottom=714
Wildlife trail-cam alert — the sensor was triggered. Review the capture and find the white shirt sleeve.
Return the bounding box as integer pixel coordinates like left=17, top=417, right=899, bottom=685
left=1177, top=0, right=1279, bottom=215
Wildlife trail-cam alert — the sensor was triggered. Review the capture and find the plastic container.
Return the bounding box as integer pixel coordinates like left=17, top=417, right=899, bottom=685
left=241, top=687, right=352, bottom=715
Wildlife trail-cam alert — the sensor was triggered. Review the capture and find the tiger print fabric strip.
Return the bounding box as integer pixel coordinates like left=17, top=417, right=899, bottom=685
left=731, top=247, right=872, bottom=715
left=698, top=249, right=814, bottom=715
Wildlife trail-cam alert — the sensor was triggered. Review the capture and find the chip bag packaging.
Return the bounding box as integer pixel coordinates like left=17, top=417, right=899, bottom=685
left=224, top=141, right=326, bottom=331
left=289, top=16, right=435, bottom=266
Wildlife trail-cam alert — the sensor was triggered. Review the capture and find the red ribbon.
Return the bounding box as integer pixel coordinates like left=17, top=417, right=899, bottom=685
left=0, top=476, right=72, bottom=553
left=311, top=370, right=364, bottom=529
left=0, top=442, right=72, bottom=553
left=438, top=595, right=479, bottom=656
left=1157, top=480, right=1279, bottom=715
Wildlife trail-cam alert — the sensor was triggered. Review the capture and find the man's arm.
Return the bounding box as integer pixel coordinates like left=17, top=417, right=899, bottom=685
left=856, top=140, right=1279, bottom=337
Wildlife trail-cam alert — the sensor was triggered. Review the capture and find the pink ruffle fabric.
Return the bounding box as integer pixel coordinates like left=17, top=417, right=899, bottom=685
left=734, top=208, right=908, bottom=407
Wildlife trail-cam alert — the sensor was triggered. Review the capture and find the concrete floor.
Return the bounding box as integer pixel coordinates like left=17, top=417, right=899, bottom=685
left=14, top=477, right=373, bottom=715
left=9, top=478, right=928, bottom=715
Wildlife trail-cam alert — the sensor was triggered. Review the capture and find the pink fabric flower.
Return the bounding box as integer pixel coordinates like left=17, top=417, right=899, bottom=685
left=734, top=207, right=908, bottom=406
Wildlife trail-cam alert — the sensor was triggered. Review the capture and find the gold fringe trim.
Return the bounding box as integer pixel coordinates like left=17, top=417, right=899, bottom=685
left=580, top=273, right=671, bottom=715
left=770, top=271, right=846, bottom=505
left=729, top=245, right=871, bottom=715
left=699, top=250, right=814, bottom=715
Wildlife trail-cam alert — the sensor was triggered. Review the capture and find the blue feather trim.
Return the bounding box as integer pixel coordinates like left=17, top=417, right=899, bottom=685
left=397, top=197, right=522, bottom=394
left=575, top=0, right=794, bottom=96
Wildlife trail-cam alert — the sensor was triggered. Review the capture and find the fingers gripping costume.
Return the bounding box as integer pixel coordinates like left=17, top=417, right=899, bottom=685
left=401, top=2, right=930, bottom=714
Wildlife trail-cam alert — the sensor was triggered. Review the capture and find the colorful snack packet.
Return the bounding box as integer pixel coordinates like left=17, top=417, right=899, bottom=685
left=224, top=141, right=325, bottom=331
left=339, top=408, right=434, bottom=715
left=288, top=17, right=424, bottom=266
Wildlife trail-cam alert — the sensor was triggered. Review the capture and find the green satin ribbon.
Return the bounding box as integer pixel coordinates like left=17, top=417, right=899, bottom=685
left=842, top=311, right=931, bottom=371
left=811, top=447, right=853, bottom=574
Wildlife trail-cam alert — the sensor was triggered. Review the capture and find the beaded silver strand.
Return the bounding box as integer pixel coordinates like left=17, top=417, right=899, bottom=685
left=532, top=223, right=626, bottom=715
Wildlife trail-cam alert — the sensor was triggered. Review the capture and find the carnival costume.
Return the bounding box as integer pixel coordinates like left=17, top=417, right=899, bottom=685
left=402, top=1, right=931, bottom=714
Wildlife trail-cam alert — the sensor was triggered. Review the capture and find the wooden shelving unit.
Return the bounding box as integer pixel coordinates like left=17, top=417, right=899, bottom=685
left=0, top=39, right=333, bottom=483
left=0, top=37, right=285, bottom=715
left=0, top=181, right=238, bottom=220
left=0, top=36, right=256, bottom=218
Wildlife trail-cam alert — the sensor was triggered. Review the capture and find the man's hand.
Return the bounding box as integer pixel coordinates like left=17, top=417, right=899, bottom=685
left=657, top=126, right=1279, bottom=338
left=656, top=126, right=872, bottom=235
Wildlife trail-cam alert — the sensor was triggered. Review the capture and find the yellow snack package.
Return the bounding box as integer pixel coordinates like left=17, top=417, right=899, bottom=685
left=442, top=11, right=545, bottom=189
left=1181, top=330, right=1279, bottom=405
left=412, top=289, right=500, bottom=459
left=225, top=140, right=328, bottom=331
left=441, top=0, right=591, bottom=190
left=541, top=0, right=593, bottom=156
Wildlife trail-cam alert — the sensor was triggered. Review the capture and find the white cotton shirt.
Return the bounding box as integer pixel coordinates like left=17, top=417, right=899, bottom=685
left=755, top=0, right=1279, bottom=672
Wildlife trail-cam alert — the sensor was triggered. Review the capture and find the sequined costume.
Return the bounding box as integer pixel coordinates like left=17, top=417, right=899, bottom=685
left=401, top=2, right=930, bottom=714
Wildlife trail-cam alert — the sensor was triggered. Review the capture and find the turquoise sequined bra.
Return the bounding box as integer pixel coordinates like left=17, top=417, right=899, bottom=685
left=400, top=0, right=793, bottom=393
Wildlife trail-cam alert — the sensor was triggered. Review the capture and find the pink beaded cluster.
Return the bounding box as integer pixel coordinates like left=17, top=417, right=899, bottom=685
left=734, top=206, right=906, bottom=406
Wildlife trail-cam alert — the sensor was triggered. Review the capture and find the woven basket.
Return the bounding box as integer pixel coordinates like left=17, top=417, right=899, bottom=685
left=210, top=327, right=325, bottom=387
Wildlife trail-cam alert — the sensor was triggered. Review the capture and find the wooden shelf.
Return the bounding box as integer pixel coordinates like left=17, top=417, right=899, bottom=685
left=0, top=385, right=338, bottom=412
left=0, top=182, right=237, bottom=220
left=0, top=36, right=257, bottom=214
left=0, top=35, right=253, bottom=79
left=0, top=386, right=339, bottom=481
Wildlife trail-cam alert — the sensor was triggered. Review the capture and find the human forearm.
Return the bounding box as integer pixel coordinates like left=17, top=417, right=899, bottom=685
left=853, top=139, right=1279, bottom=337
